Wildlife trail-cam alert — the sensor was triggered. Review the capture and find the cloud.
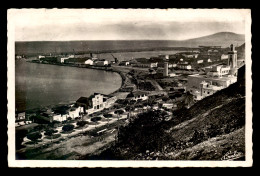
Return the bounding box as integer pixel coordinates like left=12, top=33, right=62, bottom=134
left=13, top=9, right=247, bottom=41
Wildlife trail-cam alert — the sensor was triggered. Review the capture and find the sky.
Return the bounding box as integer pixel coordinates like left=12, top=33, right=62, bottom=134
left=9, top=9, right=249, bottom=41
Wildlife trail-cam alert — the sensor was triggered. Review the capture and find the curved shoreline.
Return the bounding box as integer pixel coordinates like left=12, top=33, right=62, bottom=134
left=22, top=61, right=125, bottom=112
left=27, top=61, right=125, bottom=93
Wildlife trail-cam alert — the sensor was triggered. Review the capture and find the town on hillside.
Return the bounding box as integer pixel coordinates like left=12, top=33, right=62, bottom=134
left=15, top=43, right=246, bottom=160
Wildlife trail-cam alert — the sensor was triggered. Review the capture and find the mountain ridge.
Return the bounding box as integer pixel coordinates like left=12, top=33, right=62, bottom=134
left=184, top=32, right=244, bottom=41
left=179, top=32, right=245, bottom=48
left=15, top=32, right=245, bottom=55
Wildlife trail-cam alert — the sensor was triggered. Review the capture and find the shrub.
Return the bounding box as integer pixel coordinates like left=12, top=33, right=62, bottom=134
left=77, top=121, right=88, bottom=127
left=31, top=124, right=47, bottom=132
left=117, top=110, right=169, bottom=152
left=53, top=133, right=61, bottom=138
left=91, top=117, right=102, bottom=122
left=27, top=132, right=42, bottom=143
left=125, top=106, right=135, bottom=112
left=103, top=114, right=113, bottom=118
left=44, top=129, right=58, bottom=136
left=162, top=96, right=170, bottom=102
left=62, top=124, right=74, bottom=132
left=114, top=109, right=124, bottom=115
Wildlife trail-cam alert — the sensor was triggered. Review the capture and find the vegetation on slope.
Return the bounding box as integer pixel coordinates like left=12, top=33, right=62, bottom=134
left=85, top=66, right=246, bottom=160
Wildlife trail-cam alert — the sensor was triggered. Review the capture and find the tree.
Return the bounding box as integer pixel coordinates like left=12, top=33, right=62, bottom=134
left=125, top=106, right=131, bottom=112
left=91, top=117, right=102, bottom=122
left=114, top=109, right=124, bottom=115
left=91, top=117, right=102, bottom=128
left=115, top=109, right=124, bottom=120
left=50, top=121, right=62, bottom=128
left=103, top=114, right=113, bottom=125
left=27, top=132, right=42, bottom=147
left=44, top=129, right=58, bottom=142
left=77, top=120, right=87, bottom=127
left=184, top=92, right=195, bottom=109
left=117, top=110, right=169, bottom=152
left=103, top=114, right=113, bottom=118
left=62, top=124, right=74, bottom=137
left=162, top=96, right=170, bottom=102
left=77, top=121, right=88, bottom=133
left=30, top=124, right=47, bottom=133
left=129, top=100, right=137, bottom=105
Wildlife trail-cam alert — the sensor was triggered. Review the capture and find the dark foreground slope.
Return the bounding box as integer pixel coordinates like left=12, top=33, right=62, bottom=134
left=85, top=66, right=246, bottom=160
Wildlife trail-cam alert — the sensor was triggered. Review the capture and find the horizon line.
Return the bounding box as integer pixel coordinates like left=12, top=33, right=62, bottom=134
left=15, top=31, right=245, bottom=42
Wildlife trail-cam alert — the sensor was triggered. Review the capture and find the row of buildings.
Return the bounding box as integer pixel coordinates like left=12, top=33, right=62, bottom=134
left=118, top=52, right=229, bottom=71
left=58, top=57, right=109, bottom=66
left=187, top=44, right=239, bottom=101
left=16, top=92, right=118, bottom=126
left=39, top=53, right=110, bottom=66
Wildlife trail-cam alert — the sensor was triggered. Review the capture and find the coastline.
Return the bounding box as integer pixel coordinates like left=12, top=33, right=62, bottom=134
left=21, top=61, right=126, bottom=113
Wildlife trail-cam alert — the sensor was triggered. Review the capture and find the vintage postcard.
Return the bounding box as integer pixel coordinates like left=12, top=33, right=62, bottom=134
left=7, top=8, right=252, bottom=167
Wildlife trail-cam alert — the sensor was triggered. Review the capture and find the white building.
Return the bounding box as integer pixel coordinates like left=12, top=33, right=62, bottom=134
left=103, top=96, right=117, bottom=108
left=85, top=59, right=94, bottom=65
left=57, top=57, right=69, bottom=63
left=184, top=54, right=199, bottom=58
left=150, top=62, right=158, bottom=68
left=126, top=91, right=148, bottom=101
left=94, top=60, right=109, bottom=66
left=16, top=55, right=23, bottom=59
left=50, top=106, right=84, bottom=122
left=197, top=60, right=204, bottom=64
left=38, top=55, right=45, bottom=59
left=187, top=44, right=238, bottom=101
left=169, top=73, right=177, bottom=77
left=119, top=61, right=130, bottom=66
left=221, top=54, right=229, bottom=60
left=205, top=65, right=231, bottom=77
left=16, top=112, right=25, bottom=121
left=76, top=93, right=117, bottom=115
left=177, top=63, right=192, bottom=70
left=52, top=114, right=67, bottom=122
left=68, top=106, right=84, bottom=119
left=90, top=93, right=104, bottom=110
left=162, top=103, right=177, bottom=109
left=169, top=63, right=177, bottom=68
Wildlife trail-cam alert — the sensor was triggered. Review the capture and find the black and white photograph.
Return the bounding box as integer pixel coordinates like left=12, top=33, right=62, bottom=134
left=7, top=8, right=252, bottom=167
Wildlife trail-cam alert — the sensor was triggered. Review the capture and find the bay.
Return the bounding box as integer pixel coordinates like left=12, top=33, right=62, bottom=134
left=15, top=60, right=122, bottom=112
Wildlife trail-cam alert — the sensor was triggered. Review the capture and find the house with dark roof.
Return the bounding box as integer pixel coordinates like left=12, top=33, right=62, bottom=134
left=131, top=58, right=158, bottom=68
left=119, top=61, right=130, bottom=66
left=126, top=91, right=148, bottom=101
left=76, top=96, right=94, bottom=113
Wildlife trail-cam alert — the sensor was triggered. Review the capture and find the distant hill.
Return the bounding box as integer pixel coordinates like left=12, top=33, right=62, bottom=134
left=179, top=32, right=245, bottom=48
left=15, top=32, right=245, bottom=55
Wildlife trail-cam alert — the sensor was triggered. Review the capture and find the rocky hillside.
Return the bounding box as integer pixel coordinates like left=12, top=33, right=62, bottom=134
left=85, top=66, right=246, bottom=160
